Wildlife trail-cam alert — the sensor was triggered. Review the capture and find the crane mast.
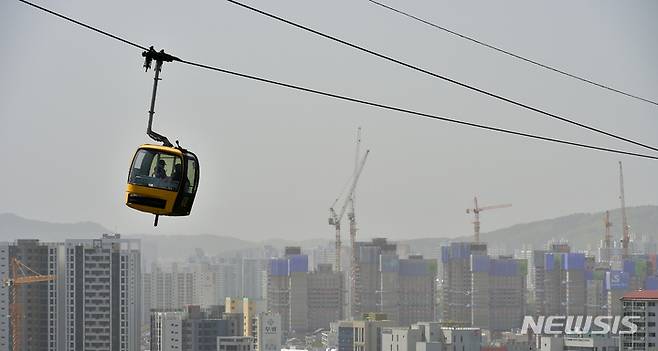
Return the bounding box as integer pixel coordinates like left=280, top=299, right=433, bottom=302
left=466, top=196, right=512, bottom=243
left=619, top=161, right=630, bottom=257
left=328, top=129, right=369, bottom=273
left=329, top=207, right=342, bottom=272
left=348, top=127, right=362, bottom=320
left=604, top=210, right=613, bottom=249
left=603, top=211, right=613, bottom=265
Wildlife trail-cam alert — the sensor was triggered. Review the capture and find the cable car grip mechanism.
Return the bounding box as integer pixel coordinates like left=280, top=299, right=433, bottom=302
left=142, top=46, right=180, bottom=148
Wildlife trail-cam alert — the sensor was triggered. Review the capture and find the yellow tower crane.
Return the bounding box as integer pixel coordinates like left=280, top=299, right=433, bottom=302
left=466, top=196, right=512, bottom=243
left=3, top=258, right=56, bottom=351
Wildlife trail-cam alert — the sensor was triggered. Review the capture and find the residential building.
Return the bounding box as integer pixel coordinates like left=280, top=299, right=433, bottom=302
left=242, top=258, right=268, bottom=300
left=538, top=335, right=618, bottom=351
left=382, top=322, right=445, bottom=351
left=441, top=327, right=482, bottom=351
left=217, top=336, right=254, bottom=351
left=0, top=240, right=64, bottom=351
left=620, top=290, right=658, bottom=350
left=152, top=305, right=243, bottom=351
left=267, top=249, right=344, bottom=335
left=335, top=314, right=394, bottom=351
left=225, top=297, right=266, bottom=337
left=150, top=311, right=183, bottom=351
left=352, top=239, right=436, bottom=326
left=143, top=262, right=195, bottom=322
left=471, top=255, right=526, bottom=332
left=308, top=263, right=344, bottom=331
left=255, top=312, right=282, bottom=351
left=441, top=242, right=487, bottom=325
left=353, top=238, right=397, bottom=319
left=64, top=234, right=141, bottom=351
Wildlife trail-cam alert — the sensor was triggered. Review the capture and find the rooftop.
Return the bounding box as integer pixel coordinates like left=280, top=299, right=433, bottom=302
left=621, top=290, right=658, bottom=300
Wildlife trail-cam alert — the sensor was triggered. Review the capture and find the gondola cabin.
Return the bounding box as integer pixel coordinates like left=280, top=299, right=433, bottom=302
left=126, top=144, right=199, bottom=217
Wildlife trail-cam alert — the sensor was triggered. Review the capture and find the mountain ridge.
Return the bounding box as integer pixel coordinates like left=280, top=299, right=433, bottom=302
left=1, top=205, right=656, bottom=261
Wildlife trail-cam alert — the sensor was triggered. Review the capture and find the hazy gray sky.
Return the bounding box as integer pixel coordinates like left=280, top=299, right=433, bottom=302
left=1, top=0, right=657, bottom=240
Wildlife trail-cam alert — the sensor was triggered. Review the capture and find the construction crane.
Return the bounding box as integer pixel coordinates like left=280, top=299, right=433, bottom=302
left=3, top=258, right=56, bottom=351
left=603, top=211, right=613, bottom=264
left=328, top=147, right=370, bottom=272
left=466, top=196, right=512, bottom=243
left=348, top=127, right=364, bottom=318
left=619, top=161, right=630, bottom=257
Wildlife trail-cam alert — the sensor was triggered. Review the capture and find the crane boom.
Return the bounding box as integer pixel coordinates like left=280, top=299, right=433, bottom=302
left=479, top=204, right=512, bottom=212
left=466, top=196, right=511, bottom=243
left=337, top=151, right=369, bottom=221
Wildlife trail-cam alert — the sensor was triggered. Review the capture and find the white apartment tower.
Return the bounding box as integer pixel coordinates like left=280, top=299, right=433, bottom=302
left=64, top=234, right=141, bottom=351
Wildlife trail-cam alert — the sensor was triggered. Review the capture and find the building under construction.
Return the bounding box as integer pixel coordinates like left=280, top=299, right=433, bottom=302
left=440, top=242, right=487, bottom=325
left=352, top=238, right=436, bottom=326
left=266, top=248, right=344, bottom=336
left=0, top=236, right=142, bottom=351
left=441, top=242, right=526, bottom=332
left=470, top=255, right=526, bottom=332
left=0, top=239, right=62, bottom=351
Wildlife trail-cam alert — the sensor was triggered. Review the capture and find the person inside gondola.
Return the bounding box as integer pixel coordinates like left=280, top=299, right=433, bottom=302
left=170, top=163, right=189, bottom=191
left=153, top=159, right=168, bottom=179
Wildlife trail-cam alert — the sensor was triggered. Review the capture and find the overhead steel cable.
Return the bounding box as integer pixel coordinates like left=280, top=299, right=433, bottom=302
left=178, top=59, right=658, bottom=161
left=12, top=0, right=658, bottom=161
left=226, top=0, right=658, bottom=154
left=366, top=0, right=658, bottom=108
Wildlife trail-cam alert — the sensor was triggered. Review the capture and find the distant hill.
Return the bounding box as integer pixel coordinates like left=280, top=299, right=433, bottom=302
left=476, top=205, right=658, bottom=251
left=2, top=206, right=657, bottom=262
left=0, top=213, right=109, bottom=241
left=402, top=206, right=658, bottom=255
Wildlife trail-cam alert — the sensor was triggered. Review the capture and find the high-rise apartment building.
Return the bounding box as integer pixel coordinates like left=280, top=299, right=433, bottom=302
left=0, top=235, right=140, bottom=351
left=308, top=263, right=344, bottom=331
left=352, top=239, right=436, bottom=326
left=528, top=250, right=547, bottom=316
left=564, top=253, right=587, bottom=316
left=143, top=262, right=195, bottom=322
left=441, top=242, right=487, bottom=325
left=585, top=272, right=608, bottom=317
left=539, top=243, right=572, bottom=316
left=267, top=248, right=344, bottom=335
left=0, top=240, right=64, bottom=351
left=471, top=255, right=526, bottom=332
left=353, top=238, right=397, bottom=319
left=64, top=234, right=141, bottom=351
left=242, top=258, right=268, bottom=300
left=267, top=257, right=291, bottom=334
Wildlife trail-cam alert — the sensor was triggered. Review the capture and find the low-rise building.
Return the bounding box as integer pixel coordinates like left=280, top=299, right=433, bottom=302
left=335, top=314, right=395, bottom=351
left=538, top=335, right=618, bottom=351
left=151, top=305, right=242, bottom=351
left=218, top=336, right=254, bottom=351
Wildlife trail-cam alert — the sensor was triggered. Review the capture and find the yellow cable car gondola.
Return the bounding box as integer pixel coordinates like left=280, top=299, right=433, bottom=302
left=125, top=47, right=199, bottom=226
